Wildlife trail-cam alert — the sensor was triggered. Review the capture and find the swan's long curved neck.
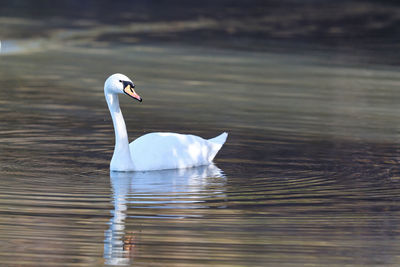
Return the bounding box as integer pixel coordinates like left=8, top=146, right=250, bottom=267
left=105, top=92, right=133, bottom=170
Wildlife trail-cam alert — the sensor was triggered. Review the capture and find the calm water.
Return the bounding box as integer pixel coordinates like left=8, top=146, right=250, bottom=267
left=1, top=31, right=400, bottom=266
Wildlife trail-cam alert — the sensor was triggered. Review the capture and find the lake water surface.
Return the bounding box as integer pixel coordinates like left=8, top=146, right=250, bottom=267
left=1, top=29, right=400, bottom=266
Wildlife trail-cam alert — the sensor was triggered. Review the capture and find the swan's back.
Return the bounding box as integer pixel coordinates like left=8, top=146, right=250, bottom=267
left=129, top=132, right=227, bottom=171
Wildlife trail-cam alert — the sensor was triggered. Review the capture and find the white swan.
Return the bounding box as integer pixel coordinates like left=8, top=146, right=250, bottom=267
left=104, top=73, right=228, bottom=172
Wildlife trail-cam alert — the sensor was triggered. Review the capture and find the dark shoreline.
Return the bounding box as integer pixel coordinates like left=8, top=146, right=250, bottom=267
left=1, top=0, right=400, bottom=65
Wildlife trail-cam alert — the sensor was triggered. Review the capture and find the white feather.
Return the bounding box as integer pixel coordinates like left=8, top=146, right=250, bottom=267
left=104, top=73, right=228, bottom=172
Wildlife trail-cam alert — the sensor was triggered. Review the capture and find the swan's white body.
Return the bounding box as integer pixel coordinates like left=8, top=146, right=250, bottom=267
left=104, top=73, right=228, bottom=172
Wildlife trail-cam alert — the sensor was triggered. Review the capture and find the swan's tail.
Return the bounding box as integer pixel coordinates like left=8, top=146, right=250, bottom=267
left=207, top=132, right=228, bottom=162
left=208, top=132, right=228, bottom=145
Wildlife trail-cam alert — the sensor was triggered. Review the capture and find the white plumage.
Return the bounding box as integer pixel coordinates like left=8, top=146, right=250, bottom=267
left=104, top=73, right=228, bottom=172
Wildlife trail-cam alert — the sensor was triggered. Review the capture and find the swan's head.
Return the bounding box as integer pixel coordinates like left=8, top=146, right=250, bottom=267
left=104, top=73, right=142, bottom=102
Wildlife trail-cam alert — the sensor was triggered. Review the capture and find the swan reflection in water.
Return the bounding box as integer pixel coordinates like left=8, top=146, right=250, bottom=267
left=104, top=164, right=226, bottom=265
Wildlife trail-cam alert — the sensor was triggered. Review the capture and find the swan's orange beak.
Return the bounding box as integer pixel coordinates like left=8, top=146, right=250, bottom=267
left=123, top=83, right=142, bottom=102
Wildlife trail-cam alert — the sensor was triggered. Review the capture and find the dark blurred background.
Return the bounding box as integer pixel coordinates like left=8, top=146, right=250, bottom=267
left=1, top=0, right=400, bottom=62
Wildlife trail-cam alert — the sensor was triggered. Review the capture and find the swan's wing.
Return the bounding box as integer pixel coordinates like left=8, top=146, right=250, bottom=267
left=129, top=132, right=222, bottom=171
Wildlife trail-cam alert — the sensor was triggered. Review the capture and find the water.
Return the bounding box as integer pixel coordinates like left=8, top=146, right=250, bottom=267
left=1, top=18, right=400, bottom=266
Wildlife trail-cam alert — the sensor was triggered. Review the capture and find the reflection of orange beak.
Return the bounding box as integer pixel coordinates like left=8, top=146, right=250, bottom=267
left=123, top=84, right=142, bottom=102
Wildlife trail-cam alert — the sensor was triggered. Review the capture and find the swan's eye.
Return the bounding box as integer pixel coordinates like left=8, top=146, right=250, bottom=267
left=119, top=80, right=123, bottom=83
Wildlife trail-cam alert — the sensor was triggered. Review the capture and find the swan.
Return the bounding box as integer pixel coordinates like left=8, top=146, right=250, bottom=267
left=104, top=73, right=228, bottom=172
